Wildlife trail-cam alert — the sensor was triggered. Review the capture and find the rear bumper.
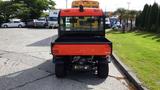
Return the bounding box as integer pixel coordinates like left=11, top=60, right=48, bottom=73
left=51, top=43, right=112, bottom=56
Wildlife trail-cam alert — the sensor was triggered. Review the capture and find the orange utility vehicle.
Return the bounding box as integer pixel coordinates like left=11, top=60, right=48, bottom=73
left=51, top=6, right=112, bottom=78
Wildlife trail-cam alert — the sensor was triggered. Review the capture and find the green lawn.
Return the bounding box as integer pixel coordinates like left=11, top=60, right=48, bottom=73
left=107, top=30, right=160, bottom=90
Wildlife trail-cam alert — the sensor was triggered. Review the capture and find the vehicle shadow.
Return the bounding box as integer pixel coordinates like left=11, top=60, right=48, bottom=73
left=66, top=71, right=106, bottom=86
left=0, top=58, right=105, bottom=90
left=27, top=35, right=58, bottom=46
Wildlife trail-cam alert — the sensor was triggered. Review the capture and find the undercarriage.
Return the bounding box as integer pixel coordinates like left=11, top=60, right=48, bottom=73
left=54, top=56, right=110, bottom=78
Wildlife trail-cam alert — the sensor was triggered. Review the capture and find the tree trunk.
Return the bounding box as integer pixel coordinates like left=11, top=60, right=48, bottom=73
left=122, top=20, right=126, bottom=33
left=119, top=16, right=122, bottom=24
left=130, top=19, right=133, bottom=30
left=127, top=18, right=129, bottom=27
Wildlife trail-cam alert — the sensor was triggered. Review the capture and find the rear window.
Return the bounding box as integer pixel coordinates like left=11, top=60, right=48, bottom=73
left=38, top=19, right=46, bottom=21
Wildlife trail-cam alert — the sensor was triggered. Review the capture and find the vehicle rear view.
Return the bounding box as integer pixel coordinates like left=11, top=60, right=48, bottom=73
left=51, top=6, right=112, bottom=78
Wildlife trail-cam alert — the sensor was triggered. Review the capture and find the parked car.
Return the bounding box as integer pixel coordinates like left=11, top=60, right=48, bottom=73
left=1, top=19, right=25, bottom=28
left=110, top=17, right=119, bottom=27
left=34, top=17, right=47, bottom=28
left=26, top=19, right=36, bottom=28
left=47, top=17, right=58, bottom=28
left=112, top=22, right=122, bottom=30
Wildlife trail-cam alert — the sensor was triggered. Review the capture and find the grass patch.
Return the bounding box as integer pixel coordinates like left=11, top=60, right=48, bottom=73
left=107, top=30, right=160, bottom=90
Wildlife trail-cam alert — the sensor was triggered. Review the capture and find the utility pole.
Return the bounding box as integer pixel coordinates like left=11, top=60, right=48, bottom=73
left=66, top=0, right=68, bottom=8
left=127, top=2, right=131, bottom=28
left=105, top=7, right=107, bottom=16
left=127, top=2, right=130, bottom=10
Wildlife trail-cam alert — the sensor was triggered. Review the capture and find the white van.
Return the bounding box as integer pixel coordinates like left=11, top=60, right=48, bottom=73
left=47, top=10, right=60, bottom=28
left=47, top=17, right=58, bottom=28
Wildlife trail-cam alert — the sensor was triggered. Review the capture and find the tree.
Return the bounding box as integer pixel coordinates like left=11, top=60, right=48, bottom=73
left=13, top=3, right=31, bottom=20
left=150, top=3, right=159, bottom=32
left=0, top=1, right=16, bottom=22
left=135, top=3, right=160, bottom=33
left=156, top=7, right=160, bottom=32
left=114, top=8, right=128, bottom=33
left=135, top=11, right=142, bottom=28
left=159, top=8, right=160, bottom=31
left=12, top=0, right=55, bottom=20
left=114, top=8, right=127, bottom=24
left=0, top=0, right=4, bottom=24
left=135, top=15, right=139, bottom=27
left=144, top=5, right=151, bottom=30
left=140, top=4, right=149, bottom=28
left=0, top=0, right=56, bottom=21
left=114, top=8, right=138, bottom=32
left=128, top=10, right=137, bottom=30
left=145, top=5, right=152, bottom=31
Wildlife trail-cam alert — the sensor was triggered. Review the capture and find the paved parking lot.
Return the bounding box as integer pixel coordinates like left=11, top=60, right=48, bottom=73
left=0, top=28, right=135, bottom=90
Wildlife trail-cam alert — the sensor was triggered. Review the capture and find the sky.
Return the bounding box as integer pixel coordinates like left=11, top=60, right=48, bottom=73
left=54, top=0, right=160, bottom=11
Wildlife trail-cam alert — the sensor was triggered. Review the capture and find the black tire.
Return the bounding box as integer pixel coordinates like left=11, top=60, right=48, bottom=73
left=4, top=25, right=8, bottom=28
left=97, top=57, right=109, bottom=78
left=55, top=58, right=66, bottom=78
left=18, top=25, right=22, bottom=28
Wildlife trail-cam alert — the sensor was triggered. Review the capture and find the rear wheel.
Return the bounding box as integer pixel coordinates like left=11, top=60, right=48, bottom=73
left=97, top=57, right=109, bottom=78
left=4, top=25, right=8, bottom=28
left=18, top=25, right=22, bottom=28
left=55, top=57, right=66, bottom=78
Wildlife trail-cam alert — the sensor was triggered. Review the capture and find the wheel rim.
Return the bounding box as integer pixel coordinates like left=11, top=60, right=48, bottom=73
left=18, top=25, right=22, bottom=28
left=4, top=25, right=7, bottom=28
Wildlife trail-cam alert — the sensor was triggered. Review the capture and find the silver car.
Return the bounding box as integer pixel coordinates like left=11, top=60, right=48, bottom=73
left=1, top=21, right=26, bottom=28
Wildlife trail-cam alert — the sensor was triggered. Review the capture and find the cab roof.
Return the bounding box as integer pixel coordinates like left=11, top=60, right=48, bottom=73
left=60, top=8, right=104, bottom=17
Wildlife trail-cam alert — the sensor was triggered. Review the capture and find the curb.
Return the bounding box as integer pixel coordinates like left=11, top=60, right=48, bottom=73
left=111, top=53, right=148, bottom=90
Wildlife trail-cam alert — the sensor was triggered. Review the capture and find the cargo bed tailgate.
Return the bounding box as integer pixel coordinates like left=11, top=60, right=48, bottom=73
left=51, top=37, right=112, bottom=56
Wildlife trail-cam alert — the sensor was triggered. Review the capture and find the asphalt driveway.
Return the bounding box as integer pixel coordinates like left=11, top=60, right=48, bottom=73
left=0, top=28, right=135, bottom=90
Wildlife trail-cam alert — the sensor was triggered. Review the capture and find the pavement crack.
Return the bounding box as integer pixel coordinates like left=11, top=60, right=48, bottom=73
left=3, top=58, right=10, bottom=65
left=37, top=67, right=53, bottom=74
left=8, top=73, right=55, bottom=90
left=108, top=75, right=135, bottom=90
left=0, top=49, right=50, bottom=68
left=0, top=49, right=48, bottom=61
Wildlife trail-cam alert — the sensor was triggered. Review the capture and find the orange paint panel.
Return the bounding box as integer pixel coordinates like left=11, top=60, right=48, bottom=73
left=52, top=44, right=111, bottom=56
